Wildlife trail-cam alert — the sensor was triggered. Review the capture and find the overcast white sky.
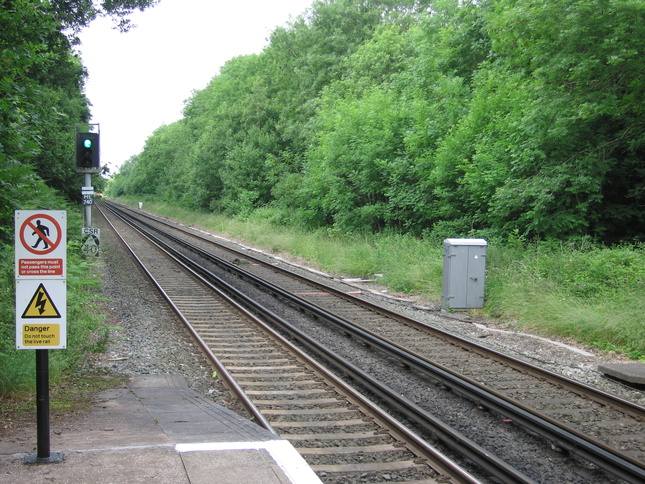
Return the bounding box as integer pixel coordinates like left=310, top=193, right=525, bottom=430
left=78, top=0, right=313, bottom=174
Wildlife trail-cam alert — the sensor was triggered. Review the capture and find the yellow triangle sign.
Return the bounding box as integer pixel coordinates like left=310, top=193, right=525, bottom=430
left=22, top=283, right=61, bottom=318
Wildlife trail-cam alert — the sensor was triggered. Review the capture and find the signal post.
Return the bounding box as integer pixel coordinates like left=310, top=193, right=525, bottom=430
left=75, top=124, right=101, bottom=257
left=75, top=124, right=100, bottom=229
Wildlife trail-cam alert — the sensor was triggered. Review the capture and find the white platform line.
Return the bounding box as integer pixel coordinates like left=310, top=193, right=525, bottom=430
left=175, top=440, right=322, bottom=484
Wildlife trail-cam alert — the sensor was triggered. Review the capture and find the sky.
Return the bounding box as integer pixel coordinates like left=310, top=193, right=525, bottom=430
left=78, top=0, right=314, bottom=174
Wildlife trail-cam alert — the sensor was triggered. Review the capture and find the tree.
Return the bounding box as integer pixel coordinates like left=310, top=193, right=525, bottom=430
left=0, top=0, right=160, bottom=222
left=481, top=0, right=645, bottom=240
left=50, top=0, right=160, bottom=33
left=110, top=0, right=644, bottom=243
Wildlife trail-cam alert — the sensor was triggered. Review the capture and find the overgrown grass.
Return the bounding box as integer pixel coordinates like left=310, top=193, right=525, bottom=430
left=486, top=242, right=645, bottom=359
left=0, top=208, right=110, bottom=398
left=121, top=198, right=445, bottom=295
left=116, top=197, right=645, bottom=360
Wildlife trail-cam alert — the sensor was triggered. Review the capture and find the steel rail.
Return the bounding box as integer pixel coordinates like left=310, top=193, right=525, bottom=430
left=96, top=203, right=275, bottom=432
left=102, top=202, right=645, bottom=419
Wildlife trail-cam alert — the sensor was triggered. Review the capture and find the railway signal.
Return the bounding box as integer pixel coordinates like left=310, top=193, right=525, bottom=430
left=74, top=123, right=100, bottom=230
left=75, top=132, right=100, bottom=170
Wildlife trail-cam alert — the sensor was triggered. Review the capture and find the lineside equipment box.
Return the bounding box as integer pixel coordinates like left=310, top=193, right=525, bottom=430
left=442, top=238, right=487, bottom=310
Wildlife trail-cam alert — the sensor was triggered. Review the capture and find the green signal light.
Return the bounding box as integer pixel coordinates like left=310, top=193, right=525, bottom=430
left=83, top=139, right=93, bottom=149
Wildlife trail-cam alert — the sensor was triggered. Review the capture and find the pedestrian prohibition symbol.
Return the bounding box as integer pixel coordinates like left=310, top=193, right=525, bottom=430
left=15, top=211, right=66, bottom=279
left=19, top=213, right=63, bottom=256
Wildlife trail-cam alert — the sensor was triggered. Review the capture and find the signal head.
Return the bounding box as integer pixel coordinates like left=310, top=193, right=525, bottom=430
left=75, top=132, right=100, bottom=171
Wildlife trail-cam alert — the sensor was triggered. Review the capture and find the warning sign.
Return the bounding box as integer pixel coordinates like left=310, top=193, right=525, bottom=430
left=15, top=211, right=66, bottom=279
left=21, top=324, right=61, bottom=347
left=21, top=283, right=61, bottom=318
left=15, top=211, right=67, bottom=349
left=18, top=259, right=64, bottom=277
left=81, top=228, right=100, bottom=256
left=15, top=272, right=67, bottom=349
left=19, top=213, right=63, bottom=255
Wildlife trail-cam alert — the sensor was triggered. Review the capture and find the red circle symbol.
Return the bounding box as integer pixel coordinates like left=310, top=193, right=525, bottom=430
left=20, top=214, right=63, bottom=255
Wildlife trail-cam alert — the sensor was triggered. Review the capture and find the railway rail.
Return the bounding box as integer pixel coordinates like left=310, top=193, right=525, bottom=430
left=98, top=200, right=645, bottom=483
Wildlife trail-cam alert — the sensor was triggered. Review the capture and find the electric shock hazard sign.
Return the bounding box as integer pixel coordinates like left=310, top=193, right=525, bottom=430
left=22, top=283, right=62, bottom=318
left=15, top=280, right=66, bottom=349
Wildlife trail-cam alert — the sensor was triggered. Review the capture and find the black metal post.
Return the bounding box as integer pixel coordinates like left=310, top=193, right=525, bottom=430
left=35, top=349, right=50, bottom=459
left=24, top=349, right=62, bottom=464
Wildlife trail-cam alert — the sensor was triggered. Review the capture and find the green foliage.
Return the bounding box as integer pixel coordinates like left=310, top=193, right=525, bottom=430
left=483, top=0, right=645, bottom=240
left=109, top=0, right=435, bottom=220
left=303, top=87, right=407, bottom=231
left=486, top=241, right=645, bottom=359
left=1, top=1, right=82, bottom=213
left=1, top=0, right=159, bottom=397
left=528, top=241, right=644, bottom=298
left=1, top=0, right=161, bottom=210
left=50, top=0, right=160, bottom=33
left=111, top=0, right=644, bottom=243
left=1, top=0, right=93, bottom=203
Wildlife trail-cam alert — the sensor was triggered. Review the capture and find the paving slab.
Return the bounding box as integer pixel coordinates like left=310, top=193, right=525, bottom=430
left=0, top=374, right=320, bottom=484
left=598, top=363, right=645, bottom=385
left=0, top=445, right=187, bottom=484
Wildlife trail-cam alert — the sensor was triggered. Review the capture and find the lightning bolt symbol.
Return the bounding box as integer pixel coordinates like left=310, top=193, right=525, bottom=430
left=35, top=288, right=47, bottom=315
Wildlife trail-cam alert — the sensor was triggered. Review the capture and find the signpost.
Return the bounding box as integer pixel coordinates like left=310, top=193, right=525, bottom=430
left=81, top=186, right=94, bottom=206
left=81, top=227, right=100, bottom=256
left=15, top=210, right=66, bottom=463
left=15, top=125, right=102, bottom=464
left=24, top=122, right=102, bottom=466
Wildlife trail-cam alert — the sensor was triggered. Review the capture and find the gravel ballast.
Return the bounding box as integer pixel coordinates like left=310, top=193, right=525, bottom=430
left=93, top=211, right=243, bottom=413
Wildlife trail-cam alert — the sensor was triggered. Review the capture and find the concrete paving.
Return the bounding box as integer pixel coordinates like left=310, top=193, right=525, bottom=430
left=598, top=362, right=645, bottom=385
left=0, top=374, right=321, bottom=484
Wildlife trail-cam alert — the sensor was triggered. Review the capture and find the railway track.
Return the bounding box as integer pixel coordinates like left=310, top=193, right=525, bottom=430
left=97, top=202, right=478, bottom=484
left=98, top=200, right=645, bottom=483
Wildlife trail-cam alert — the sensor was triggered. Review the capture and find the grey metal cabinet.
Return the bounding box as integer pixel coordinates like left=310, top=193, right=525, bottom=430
left=442, top=238, right=487, bottom=310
